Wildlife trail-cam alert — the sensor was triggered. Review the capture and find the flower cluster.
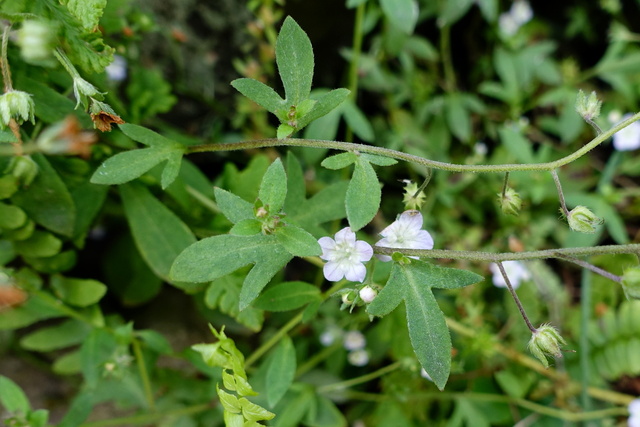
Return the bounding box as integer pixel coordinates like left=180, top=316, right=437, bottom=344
left=376, top=210, right=434, bottom=262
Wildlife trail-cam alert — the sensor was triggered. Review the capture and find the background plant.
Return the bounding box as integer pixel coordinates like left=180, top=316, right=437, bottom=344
left=1, top=0, right=640, bottom=426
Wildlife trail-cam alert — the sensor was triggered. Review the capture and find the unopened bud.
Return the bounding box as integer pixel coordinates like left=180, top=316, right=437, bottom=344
left=0, top=90, right=35, bottom=128
left=575, top=90, right=602, bottom=122
left=358, top=285, right=377, bottom=303
left=73, top=77, right=103, bottom=110
left=5, top=155, right=39, bottom=186
left=341, top=290, right=357, bottom=306
left=528, top=324, right=567, bottom=368
left=16, top=20, right=56, bottom=65
left=402, top=180, right=426, bottom=210
left=567, top=206, right=603, bottom=234
left=621, top=267, right=640, bottom=300
left=499, top=187, right=522, bottom=216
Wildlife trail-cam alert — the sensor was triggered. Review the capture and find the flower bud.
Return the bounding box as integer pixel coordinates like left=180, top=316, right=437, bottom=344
left=16, top=20, right=56, bottom=66
left=621, top=267, right=640, bottom=300
left=402, top=180, right=426, bottom=210
left=498, top=187, right=522, bottom=216
left=89, top=99, right=125, bottom=132
left=341, top=290, right=357, bottom=306
left=528, top=324, right=567, bottom=368
left=0, top=90, right=35, bottom=128
left=567, top=206, right=603, bottom=234
left=575, top=90, right=602, bottom=122
left=358, top=285, right=377, bottom=303
left=5, top=155, right=39, bottom=186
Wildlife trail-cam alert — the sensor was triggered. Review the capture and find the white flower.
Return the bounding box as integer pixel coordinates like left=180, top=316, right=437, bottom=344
left=343, top=330, right=366, bottom=351
left=359, top=286, right=377, bottom=303
left=499, top=1, right=533, bottom=36
left=375, top=210, right=434, bottom=262
left=489, top=261, right=531, bottom=289
left=320, top=327, right=343, bottom=347
left=318, top=227, right=373, bottom=282
left=347, top=349, right=369, bottom=367
left=629, top=399, right=640, bottom=427
left=610, top=113, right=640, bottom=151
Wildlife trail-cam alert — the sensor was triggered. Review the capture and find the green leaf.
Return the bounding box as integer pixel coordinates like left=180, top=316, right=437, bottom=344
left=51, top=275, right=107, bottom=307
left=361, top=153, right=398, bottom=166
left=171, top=234, right=293, bottom=310
left=81, top=328, right=118, bottom=388
left=214, top=187, right=255, bottom=224
left=231, top=78, right=286, bottom=114
left=0, top=202, right=27, bottom=230
left=127, top=68, right=177, bottom=122
left=342, top=100, right=375, bottom=142
left=275, top=224, right=322, bottom=257
left=20, top=319, right=91, bottom=352
left=120, top=183, right=196, bottom=281
left=297, top=88, right=350, bottom=129
left=70, top=181, right=108, bottom=239
left=253, top=281, right=320, bottom=311
left=230, top=219, right=262, bottom=236
left=53, top=350, right=82, bottom=375
left=499, top=125, right=534, bottom=164
left=304, top=395, right=346, bottom=427
left=240, top=397, right=276, bottom=421
left=287, top=181, right=348, bottom=236
left=118, top=123, right=175, bottom=147
left=91, top=147, right=184, bottom=187
left=346, top=158, right=380, bottom=231
left=277, top=123, right=296, bottom=139
left=0, top=375, right=30, bottom=413
left=205, top=275, right=265, bottom=332
left=380, top=0, right=419, bottom=34
left=367, top=261, right=482, bottom=390
left=438, top=0, right=474, bottom=26
left=13, top=230, right=62, bottom=258
left=321, top=152, right=357, bottom=170
left=57, top=391, right=95, bottom=427
left=265, top=335, right=296, bottom=408
left=277, top=17, right=314, bottom=105
left=0, top=293, right=65, bottom=331
left=160, top=151, right=183, bottom=189
left=259, top=158, right=287, bottom=212
left=11, top=154, right=76, bottom=237
left=66, top=0, right=107, bottom=31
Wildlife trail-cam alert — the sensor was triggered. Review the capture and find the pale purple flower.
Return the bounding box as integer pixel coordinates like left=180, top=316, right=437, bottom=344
left=376, top=210, right=434, bottom=262
left=629, top=399, right=640, bottom=427
left=610, top=112, right=640, bottom=151
left=489, top=261, right=531, bottom=289
left=318, top=227, right=373, bottom=282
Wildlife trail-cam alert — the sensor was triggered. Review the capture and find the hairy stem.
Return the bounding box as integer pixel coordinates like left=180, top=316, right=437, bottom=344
left=186, top=111, right=640, bottom=173
left=496, top=261, right=537, bottom=333
left=557, top=254, right=622, bottom=283
left=1, top=25, right=13, bottom=92
left=551, top=169, right=570, bottom=218
left=501, top=171, right=510, bottom=198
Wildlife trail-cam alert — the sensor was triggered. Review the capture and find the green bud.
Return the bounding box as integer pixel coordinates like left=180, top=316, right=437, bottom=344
left=528, top=324, right=567, bottom=368
left=0, top=90, right=35, bottom=128
left=73, top=77, right=103, bottom=110
left=5, top=155, right=39, bottom=186
left=402, top=180, right=426, bottom=210
left=575, top=90, right=601, bottom=122
left=621, top=267, right=640, bottom=300
left=498, top=187, right=522, bottom=216
left=16, top=20, right=57, bottom=66
left=567, top=205, right=603, bottom=233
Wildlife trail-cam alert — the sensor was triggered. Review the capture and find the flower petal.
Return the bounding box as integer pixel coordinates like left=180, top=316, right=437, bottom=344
left=354, top=241, right=374, bottom=261
left=323, top=261, right=345, bottom=282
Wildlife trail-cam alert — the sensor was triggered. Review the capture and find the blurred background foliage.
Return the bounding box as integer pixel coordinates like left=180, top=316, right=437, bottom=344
left=1, top=0, right=640, bottom=425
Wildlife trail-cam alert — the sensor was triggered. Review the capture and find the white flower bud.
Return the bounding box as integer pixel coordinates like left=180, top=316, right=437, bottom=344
left=343, top=330, right=366, bottom=351
left=347, top=349, right=369, bottom=367
left=358, top=285, right=377, bottom=303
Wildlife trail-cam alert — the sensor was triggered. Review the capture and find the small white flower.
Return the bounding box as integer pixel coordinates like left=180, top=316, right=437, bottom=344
left=420, top=368, right=433, bottom=382
left=319, top=327, right=343, bottom=347
left=347, top=349, right=369, bottom=367
left=376, top=210, right=434, bottom=262
left=629, top=399, right=640, bottom=427
left=499, top=1, right=533, bottom=36
left=611, top=113, right=640, bottom=151
left=318, top=227, right=373, bottom=282
left=489, top=261, right=531, bottom=289
left=106, top=55, right=127, bottom=82
left=359, top=286, right=377, bottom=303
left=343, top=330, right=366, bottom=351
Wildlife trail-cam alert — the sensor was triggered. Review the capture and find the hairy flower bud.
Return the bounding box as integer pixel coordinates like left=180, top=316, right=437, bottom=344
left=498, top=187, right=522, bottom=216
left=575, top=90, right=602, bottom=122
left=528, top=324, right=567, bottom=368
left=567, top=206, right=603, bottom=234
left=621, top=267, right=640, bottom=300
left=358, top=285, right=377, bottom=303
left=0, top=90, right=35, bottom=128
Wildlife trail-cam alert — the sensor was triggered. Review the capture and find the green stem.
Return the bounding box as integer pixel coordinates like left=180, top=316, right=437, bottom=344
left=53, top=48, right=81, bottom=79
left=372, top=243, right=640, bottom=261
left=131, top=337, right=155, bottom=410
left=316, top=361, right=402, bottom=393
left=580, top=269, right=593, bottom=418
left=551, top=169, right=570, bottom=218
left=186, top=111, right=640, bottom=173
left=501, top=172, right=510, bottom=199
left=496, top=261, right=537, bottom=333
left=557, top=254, right=622, bottom=283
left=345, top=2, right=365, bottom=142
left=440, top=24, right=456, bottom=91
left=295, top=341, right=342, bottom=377
left=244, top=312, right=303, bottom=368
left=185, top=185, right=220, bottom=214
left=78, top=403, right=211, bottom=427
left=1, top=25, right=12, bottom=92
